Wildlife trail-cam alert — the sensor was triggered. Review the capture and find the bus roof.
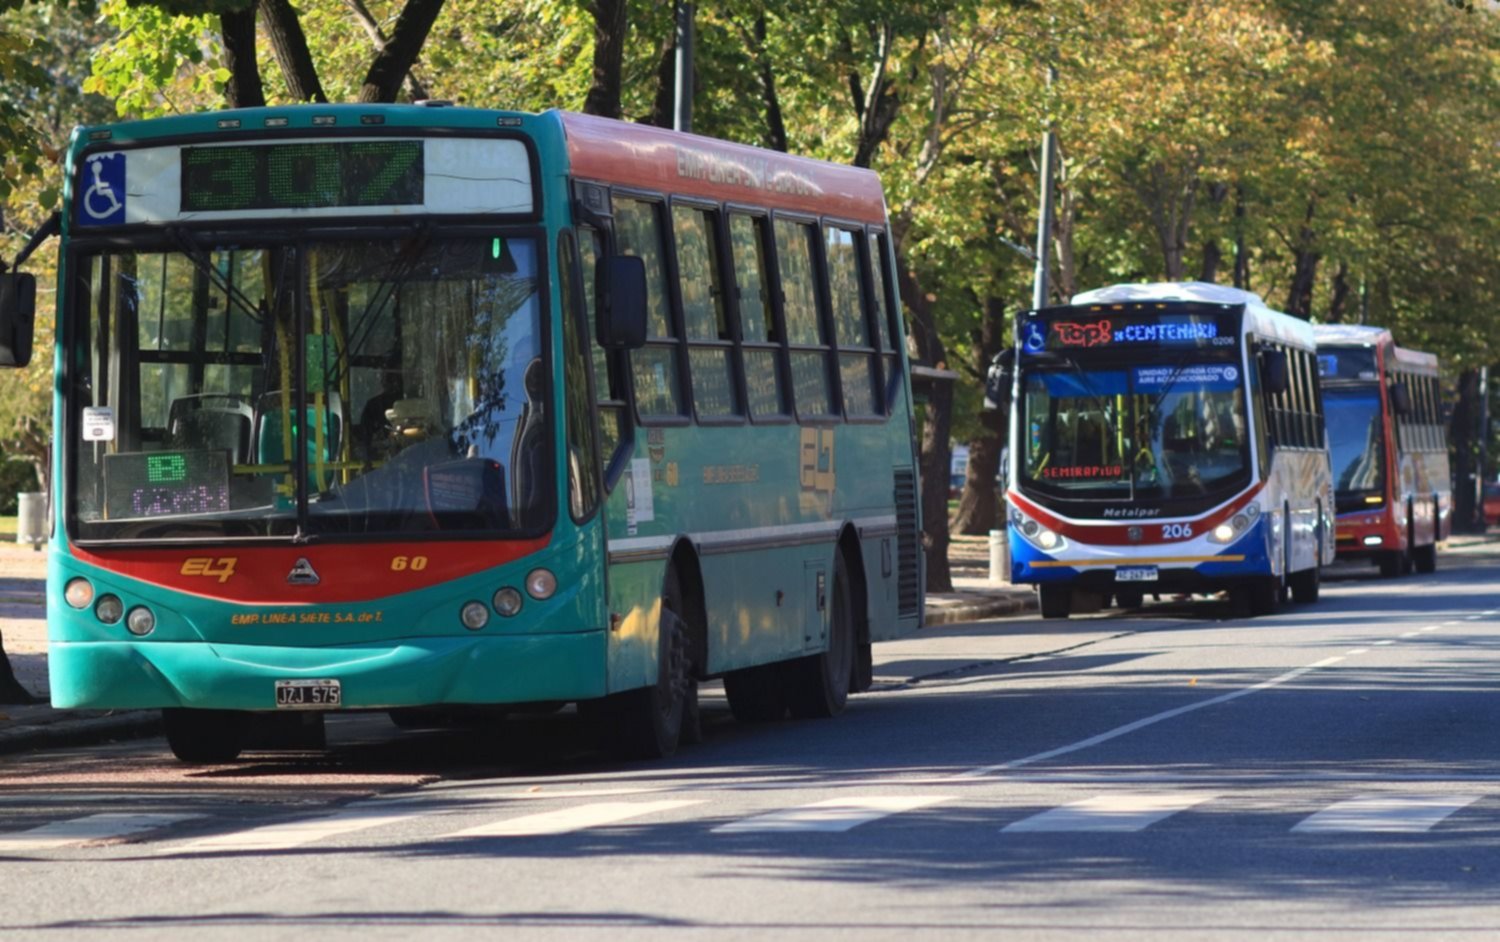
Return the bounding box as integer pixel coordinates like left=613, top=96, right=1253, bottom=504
left=558, top=111, right=889, bottom=224
left=1067, top=281, right=1314, bottom=348
left=1313, top=324, right=1439, bottom=375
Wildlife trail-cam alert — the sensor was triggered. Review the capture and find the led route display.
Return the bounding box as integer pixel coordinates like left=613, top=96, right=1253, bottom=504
left=181, top=140, right=424, bottom=212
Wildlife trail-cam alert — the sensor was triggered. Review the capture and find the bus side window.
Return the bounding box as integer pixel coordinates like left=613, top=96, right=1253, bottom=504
left=559, top=233, right=601, bottom=520
left=672, top=203, right=741, bottom=419
left=728, top=213, right=789, bottom=420
left=773, top=217, right=833, bottom=418
left=579, top=225, right=631, bottom=479
left=825, top=224, right=879, bottom=418
left=868, top=229, right=901, bottom=413
left=613, top=195, right=684, bottom=419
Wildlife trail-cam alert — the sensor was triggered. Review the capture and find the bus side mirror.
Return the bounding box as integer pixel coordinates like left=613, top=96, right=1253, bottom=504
left=0, top=273, right=36, bottom=368
left=982, top=349, right=1014, bottom=412
left=599, top=255, right=647, bottom=350
left=1389, top=380, right=1412, bottom=416
left=1259, top=348, right=1289, bottom=396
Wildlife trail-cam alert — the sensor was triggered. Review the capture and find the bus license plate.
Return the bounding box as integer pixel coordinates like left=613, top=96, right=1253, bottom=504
left=275, top=679, right=341, bottom=709
left=1115, top=566, right=1159, bottom=583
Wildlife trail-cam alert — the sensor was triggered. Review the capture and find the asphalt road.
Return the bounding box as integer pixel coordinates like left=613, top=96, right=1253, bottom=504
left=3, top=546, right=1500, bottom=941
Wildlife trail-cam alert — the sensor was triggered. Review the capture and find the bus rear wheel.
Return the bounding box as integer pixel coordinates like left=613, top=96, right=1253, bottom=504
left=162, top=708, right=245, bottom=763
left=725, top=663, right=788, bottom=723
left=1038, top=585, right=1070, bottom=619
left=1289, top=564, right=1320, bottom=603
left=1377, top=549, right=1405, bottom=579
left=787, top=554, right=855, bottom=719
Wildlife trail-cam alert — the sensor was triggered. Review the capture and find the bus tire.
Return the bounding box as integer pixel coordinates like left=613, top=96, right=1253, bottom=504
left=724, top=663, right=788, bottom=723
left=1247, top=576, right=1282, bottom=617
left=1378, top=550, right=1404, bottom=579
left=787, top=553, right=855, bottom=720
left=162, top=708, right=245, bottom=764
left=1115, top=588, right=1144, bottom=609
left=611, top=566, right=691, bottom=759
left=1038, top=585, right=1070, bottom=619
left=1413, top=505, right=1437, bottom=573
left=1289, top=564, right=1320, bottom=603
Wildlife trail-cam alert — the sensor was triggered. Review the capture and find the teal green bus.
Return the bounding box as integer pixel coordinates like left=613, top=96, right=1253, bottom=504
left=0, top=105, right=922, bottom=762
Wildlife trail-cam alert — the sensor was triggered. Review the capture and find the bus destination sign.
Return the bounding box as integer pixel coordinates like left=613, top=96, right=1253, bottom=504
left=181, top=140, right=424, bottom=213
left=1022, top=310, right=1236, bottom=354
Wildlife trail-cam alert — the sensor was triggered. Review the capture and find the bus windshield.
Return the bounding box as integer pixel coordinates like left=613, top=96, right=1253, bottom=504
left=1020, top=358, right=1250, bottom=504
left=1323, top=386, right=1385, bottom=499
left=69, top=234, right=551, bottom=541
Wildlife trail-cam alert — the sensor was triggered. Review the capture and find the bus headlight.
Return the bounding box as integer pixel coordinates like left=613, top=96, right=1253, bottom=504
left=65, top=578, right=94, bottom=609
left=1010, top=506, right=1065, bottom=553
left=526, top=568, right=557, bottom=600
left=460, top=601, right=490, bottom=630
left=1208, top=514, right=1250, bottom=545
left=492, top=587, right=523, bottom=617
left=95, top=595, right=124, bottom=624
left=1038, top=529, right=1059, bottom=550
left=125, top=606, right=156, bottom=637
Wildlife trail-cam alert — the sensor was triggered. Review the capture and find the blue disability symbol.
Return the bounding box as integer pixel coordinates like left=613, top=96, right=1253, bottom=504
left=1023, top=321, right=1047, bottom=354
left=80, top=153, right=126, bottom=226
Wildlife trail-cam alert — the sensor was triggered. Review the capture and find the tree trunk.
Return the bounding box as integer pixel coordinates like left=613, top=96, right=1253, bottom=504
left=583, top=0, right=628, bottom=119
left=260, top=0, right=328, bottom=103
left=896, top=261, right=952, bottom=592
left=1198, top=240, right=1222, bottom=284
left=1451, top=368, right=1483, bottom=533
left=357, top=0, right=446, bottom=103
left=953, top=297, right=1008, bottom=535
left=754, top=14, right=787, bottom=152
left=1233, top=185, right=1251, bottom=290
left=1284, top=198, right=1319, bottom=319
left=219, top=8, right=265, bottom=108
left=647, top=34, right=675, bottom=128
left=344, top=0, right=431, bottom=100
left=1325, top=262, right=1351, bottom=324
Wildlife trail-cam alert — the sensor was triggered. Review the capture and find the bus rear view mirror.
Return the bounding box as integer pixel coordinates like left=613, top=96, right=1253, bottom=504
left=983, top=348, right=1014, bottom=411
left=0, top=272, right=36, bottom=368
left=1389, top=380, right=1412, bottom=416
left=1259, top=348, right=1289, bottom=396
left=599, top=255, right=647, bottom=349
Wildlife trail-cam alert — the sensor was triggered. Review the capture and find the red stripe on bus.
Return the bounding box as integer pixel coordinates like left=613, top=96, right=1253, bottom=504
left=1007, top=484, right=1266, bottom=547
left=69, top=535, right=552, bottom=605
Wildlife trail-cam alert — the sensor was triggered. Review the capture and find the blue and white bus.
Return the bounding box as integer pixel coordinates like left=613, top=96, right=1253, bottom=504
left=992, top=282, right=1334, bottom=618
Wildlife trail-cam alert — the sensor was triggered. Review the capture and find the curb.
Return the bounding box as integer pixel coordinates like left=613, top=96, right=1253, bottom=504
left=0, top=710, right=160, bottom=756
left=925, top=592, right=1036, bottom=627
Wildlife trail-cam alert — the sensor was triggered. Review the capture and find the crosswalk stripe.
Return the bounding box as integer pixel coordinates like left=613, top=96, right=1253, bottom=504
left=712, top=795, right=953, bottom=834
left=171, top=809, right=418, bottom=853
left=1003, top=793, right=1216, bottom=833
left=0, top=813, right=206, bottom=851
left=441, top=800, right=703, bottom=838
left=1292, top=795, right=1483, bottom=833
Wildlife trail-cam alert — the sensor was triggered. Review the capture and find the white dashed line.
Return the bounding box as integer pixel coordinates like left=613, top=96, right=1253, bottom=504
left=1346, top=648, right=1369, bottom=655
left=1374, top=640, right=1396, bottom=646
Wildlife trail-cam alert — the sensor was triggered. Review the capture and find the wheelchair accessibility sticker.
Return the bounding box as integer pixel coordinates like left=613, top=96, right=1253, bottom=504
left=78, top=153, right=126, bottom=226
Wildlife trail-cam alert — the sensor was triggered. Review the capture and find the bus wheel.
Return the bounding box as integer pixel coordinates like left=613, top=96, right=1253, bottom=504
left=1115, top=588, right=1145, bottom=609
left=1247, top=576, right=1282, bottom=617
left=1413, top=506, right=1438, bottom=573
left=788, top=554, right=855, bottom=719
left=613, top=567, right=691, bottom=759
left=1378, top=550, right=1404, bottom=579
left=162, top=708, right=245, bottom=763
left=1038, top=585, right=1070, bottom=619
left=725, top=663, right=788, bottom=723
left=1289, top=564, right=1320, bottom=603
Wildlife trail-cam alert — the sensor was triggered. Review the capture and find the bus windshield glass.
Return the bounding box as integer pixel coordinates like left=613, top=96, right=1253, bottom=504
left=1323, top=386, right=1385, bottom=499
left=1020, top=358, right=1250, bottom=503
left=69, top=235, right=551, bottom=541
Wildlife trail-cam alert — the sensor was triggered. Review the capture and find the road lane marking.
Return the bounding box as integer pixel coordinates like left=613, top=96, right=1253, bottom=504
left=1465, top=615, right=1483, bottom=621
left=170, top=809, right=417, bottom=853
left=1421, top=626, right=1438, bottom=632
left=0, top=813, right=206, bottom=851
left=712, top=796, right=952, bottom=834
left=1002, top=793, right=1215, bottom=833
left=1400, top=631, right=1422, bottom=638
left=952, top=656, right=1348, bottom=779
left=441, top=800, right=703, bottom=838
left=1292, top=795, right=1483, bottom=833
left=1374, top=640, right=1396, bottom=645
left=1346, top=648, right=1369, bottom=655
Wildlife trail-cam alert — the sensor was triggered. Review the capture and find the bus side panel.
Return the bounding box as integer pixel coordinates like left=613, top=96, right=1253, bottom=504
left=861, top=532, right=901, bottom=642
left=701, top=548, right=813, bottom=675
left=604, top=556, right=668, bottom=695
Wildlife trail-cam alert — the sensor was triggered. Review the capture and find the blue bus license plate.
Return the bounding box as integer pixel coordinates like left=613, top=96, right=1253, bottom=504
left=275, top=679, right=341, bottom=709
left=1115, top=566, right=1158, bottom=583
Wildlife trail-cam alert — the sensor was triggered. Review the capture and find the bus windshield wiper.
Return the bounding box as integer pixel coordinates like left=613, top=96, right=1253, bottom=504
left=165, top=227, right=265, bottom=327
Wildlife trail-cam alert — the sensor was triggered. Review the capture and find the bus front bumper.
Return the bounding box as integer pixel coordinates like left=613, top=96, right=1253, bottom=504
left=47, top=632, right=608, bottom=711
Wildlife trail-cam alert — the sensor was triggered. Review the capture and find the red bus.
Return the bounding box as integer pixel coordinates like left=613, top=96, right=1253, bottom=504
left=1314, top=325, right=1451, bottom=576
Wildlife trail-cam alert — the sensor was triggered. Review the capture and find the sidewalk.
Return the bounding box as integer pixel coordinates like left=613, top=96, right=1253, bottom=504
left=0, top=534, right=1038, bottom=755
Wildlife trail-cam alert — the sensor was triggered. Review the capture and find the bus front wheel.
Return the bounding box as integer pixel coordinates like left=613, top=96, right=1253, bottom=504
left=1038, top=585, right=1070, bottom=619
left=162, top=708, right=245, bottom=764
left=787, top=553, right=855, bottom=719
left=609, top=566, right=693, bottom=759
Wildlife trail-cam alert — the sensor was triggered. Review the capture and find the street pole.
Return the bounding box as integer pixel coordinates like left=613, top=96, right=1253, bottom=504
left=674, top=3, right=694, bottom=133
left=1031, top=64, right=1057, bottom=311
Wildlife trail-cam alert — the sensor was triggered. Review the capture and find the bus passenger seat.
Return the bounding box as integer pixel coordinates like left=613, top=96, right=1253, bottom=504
left=167, top=394, right=254, bottom=464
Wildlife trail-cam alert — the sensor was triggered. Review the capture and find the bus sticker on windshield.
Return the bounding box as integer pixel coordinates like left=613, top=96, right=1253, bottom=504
left=1132, top=364, right=1240, bottom=391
